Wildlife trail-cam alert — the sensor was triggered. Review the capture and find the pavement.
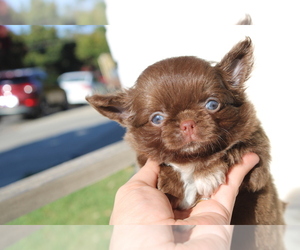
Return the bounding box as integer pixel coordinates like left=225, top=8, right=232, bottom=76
left=0, top=105, right=110, bottom=152
left=0, top=106, right=126, bottom=187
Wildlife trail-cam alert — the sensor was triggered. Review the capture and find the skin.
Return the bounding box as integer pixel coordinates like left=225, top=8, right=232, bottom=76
left=109, top=153, right=259, bottom=249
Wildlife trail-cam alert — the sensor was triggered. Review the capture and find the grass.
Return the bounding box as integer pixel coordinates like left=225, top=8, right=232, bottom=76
left=7, top=226, right=113, bottom=250
left=7, top=166, right=135, bottom=225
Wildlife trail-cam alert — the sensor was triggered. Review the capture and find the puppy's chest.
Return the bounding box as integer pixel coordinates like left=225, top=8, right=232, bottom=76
left=165, top=161, right=226, bottom=210
left=167, top=162, right=198, bottom=210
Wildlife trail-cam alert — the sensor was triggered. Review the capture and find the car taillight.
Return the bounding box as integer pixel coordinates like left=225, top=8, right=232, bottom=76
left=1, top=84, right=13, bottom=96
left=23, top=84, right=34, bottom=94
left=24, top=98, right=38, bottom=107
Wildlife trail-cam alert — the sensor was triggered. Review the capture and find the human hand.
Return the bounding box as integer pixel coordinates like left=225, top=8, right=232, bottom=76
left=109, top=153, right=259, bottom=225
left=109, top=153, right=259, bottom=249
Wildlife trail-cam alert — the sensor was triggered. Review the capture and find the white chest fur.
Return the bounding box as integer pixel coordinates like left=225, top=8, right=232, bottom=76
left=168, top=163, right=197, bottom=210
left=168, top=162, right=225, bottom=210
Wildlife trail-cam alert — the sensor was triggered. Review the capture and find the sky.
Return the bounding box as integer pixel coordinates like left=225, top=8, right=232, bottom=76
left=5, top=0, right=105, bottom=35
left=6, top=25, right=99, bottom=37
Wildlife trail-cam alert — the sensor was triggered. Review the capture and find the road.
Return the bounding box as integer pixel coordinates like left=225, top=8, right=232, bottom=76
left=0, top=106, right=126, bottom=187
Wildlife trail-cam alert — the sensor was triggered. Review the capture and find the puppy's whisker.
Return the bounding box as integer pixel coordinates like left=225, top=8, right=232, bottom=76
left=220, top=127, right=233, bottom=140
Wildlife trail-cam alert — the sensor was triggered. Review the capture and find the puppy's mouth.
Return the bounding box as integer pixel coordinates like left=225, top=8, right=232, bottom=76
left=180, top=141, right=202, bottom=154
left=162, top=129, right=203, bottom=154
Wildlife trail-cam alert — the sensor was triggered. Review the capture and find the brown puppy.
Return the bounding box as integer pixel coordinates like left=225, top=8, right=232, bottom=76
left=87, top=38, right=285, bottom=227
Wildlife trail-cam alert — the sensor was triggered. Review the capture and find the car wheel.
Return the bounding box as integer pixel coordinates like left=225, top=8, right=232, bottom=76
left=61, top=98, right=69, bottom=111
left=40, top=98, right=51, bottom=116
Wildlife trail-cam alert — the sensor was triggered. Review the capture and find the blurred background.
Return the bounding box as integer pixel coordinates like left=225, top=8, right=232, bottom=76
left=0, top=0, right=107, bottom=24
left=0, top=1, right=300, bottom=248
left=0, top=24, right=123, bottom=186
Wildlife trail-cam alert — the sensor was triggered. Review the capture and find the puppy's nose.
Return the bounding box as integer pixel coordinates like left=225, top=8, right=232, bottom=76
left=180, top=120, right=196, bottom=136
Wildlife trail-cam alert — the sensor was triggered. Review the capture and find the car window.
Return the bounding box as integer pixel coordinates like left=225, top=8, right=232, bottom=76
left=0, top=76, right=31, bottom=85
left=63, top=76, right=86, bottom=81
left=59, top=73, right=92, bottom=82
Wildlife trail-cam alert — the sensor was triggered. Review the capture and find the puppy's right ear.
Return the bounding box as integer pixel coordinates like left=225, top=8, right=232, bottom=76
left=86, top=92, right=131, bottom=125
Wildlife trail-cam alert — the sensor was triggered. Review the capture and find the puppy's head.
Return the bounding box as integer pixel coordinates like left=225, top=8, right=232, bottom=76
left=87, top=38, right=256, bottom=163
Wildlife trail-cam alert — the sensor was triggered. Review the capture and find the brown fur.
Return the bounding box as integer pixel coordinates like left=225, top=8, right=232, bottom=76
left=87, top=38, right=285, bottom=229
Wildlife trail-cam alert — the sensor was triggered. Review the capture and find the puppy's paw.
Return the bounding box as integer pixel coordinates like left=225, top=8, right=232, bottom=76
left=194, top=170, right=225, bottom=197
left=158, top=164, right=185, bottom=208
left=246, top=164, right=270, bottom=191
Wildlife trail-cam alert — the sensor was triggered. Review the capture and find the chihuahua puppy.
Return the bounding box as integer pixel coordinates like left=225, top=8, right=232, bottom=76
left=87, top=38, right=285, bottom=227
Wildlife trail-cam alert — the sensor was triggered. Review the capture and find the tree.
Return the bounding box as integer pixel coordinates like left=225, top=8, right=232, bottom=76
left=0, top=26, right=26, bottom=70
left=54, top=41, right=82, bottom=73
left=4, top=0, right=107, bottom=25
left=75, top=1, right=107, bottom=25
left=22, top=26, right=62, bottom=66
left=4, top=25, right=112, bottom=85
left=20, top=26, right=66, bottom=85
left=20, top=0, right=59, bottom=24
left=75, top=26, right=110, bottom=67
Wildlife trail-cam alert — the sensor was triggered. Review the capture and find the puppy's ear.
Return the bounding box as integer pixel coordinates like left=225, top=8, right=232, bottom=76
left=217, top=37, right=253, bottom=87
left=86, top=92, right=131, bottom=125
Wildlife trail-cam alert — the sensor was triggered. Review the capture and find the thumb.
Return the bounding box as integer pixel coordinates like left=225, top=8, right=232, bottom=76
left=128, top=159, right=160, bottom=187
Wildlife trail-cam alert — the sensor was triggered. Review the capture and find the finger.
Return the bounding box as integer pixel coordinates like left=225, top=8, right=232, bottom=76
left=128, top=159, right=160, bottom=187
left=188, top=225, right=233, bottom=249
left=212, top=152, right=259, bottom=214
left=226, top=152, right=260, bottom=190
left=186, top=153, right=259, bottom=224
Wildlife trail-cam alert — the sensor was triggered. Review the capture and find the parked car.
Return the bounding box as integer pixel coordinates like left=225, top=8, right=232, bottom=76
left=0, top=68, right=68, bottom=118
left=58, top=71, right=108, bottom=105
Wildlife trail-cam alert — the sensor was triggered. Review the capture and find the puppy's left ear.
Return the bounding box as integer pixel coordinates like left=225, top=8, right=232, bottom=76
left=217, top=37, right=253, bottom=87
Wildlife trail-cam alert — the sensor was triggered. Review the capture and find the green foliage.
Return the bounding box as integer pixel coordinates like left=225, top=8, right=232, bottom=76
left=21, top=0, right=60, bottom=24
left=7, top=166, right=134, bottom=225
left=75, top=27, right=110, bottom=66
left=22, top=26, right=62, bottom=66
left=0, top=31, right=27, bottom=70
left=0, top=25, right=111, bottom=85
left=54, top=41, right=83, bottom=74
left=2, top=0, right=108, bottom=25
left=75, top=2, right=108, bottom=25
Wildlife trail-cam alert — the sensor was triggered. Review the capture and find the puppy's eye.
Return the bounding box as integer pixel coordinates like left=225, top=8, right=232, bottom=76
left=205, top=99, right=220, bottom=111
left=150, top=112, right=165, bottom=125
